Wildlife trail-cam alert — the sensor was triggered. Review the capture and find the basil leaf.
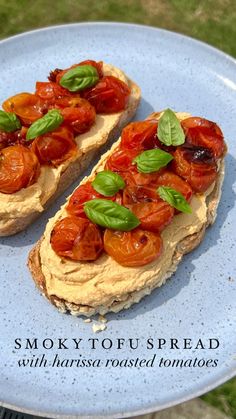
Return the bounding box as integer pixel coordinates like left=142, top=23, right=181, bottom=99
left=133, top=149, right=173, bottom=173
left=92, top=170, right=125, bottom=197
left=0, top=110, right=21, bottom=132
left=84, top=199, right=140, bottom=231
left=157, top=109, right=185, bottom=146
left=26, top=109, right=63, bottom=141
left=157, top=186, right=192, bottom=214
left=59, top=65, right=99, bottom=92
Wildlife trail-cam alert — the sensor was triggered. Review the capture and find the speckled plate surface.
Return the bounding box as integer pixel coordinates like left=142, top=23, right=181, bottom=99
left=0, top=23, right=236, bottom=418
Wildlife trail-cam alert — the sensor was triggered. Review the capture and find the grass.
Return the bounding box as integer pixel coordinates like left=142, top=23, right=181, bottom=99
left=0, top=0, right=235, bottom=416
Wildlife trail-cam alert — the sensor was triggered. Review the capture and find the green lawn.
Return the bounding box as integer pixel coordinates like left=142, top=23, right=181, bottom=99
left=0, top=0, right=235, bottom=416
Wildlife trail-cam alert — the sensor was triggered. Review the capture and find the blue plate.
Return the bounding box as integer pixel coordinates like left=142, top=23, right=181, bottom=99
left=0, top=23, right=236, bottom=418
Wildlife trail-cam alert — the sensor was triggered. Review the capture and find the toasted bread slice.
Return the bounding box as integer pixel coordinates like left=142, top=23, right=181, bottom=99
left=28, top=112, right=225, bottom=317
left=0, top=64, right=141, bottom=236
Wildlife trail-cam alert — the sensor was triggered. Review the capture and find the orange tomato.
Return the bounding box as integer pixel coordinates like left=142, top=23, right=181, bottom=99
left=104, top=228, right=163, bottom=267
left=31, top=126, right=77, bottom=166
left=2, top=93, right=44, bottom=125
left=50, top=216, right=103, bottom=261
left=0, top=145, right=40, bottom=194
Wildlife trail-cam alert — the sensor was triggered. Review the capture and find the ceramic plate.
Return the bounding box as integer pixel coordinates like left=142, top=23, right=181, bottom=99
left=0, top=23, right=235, bottom=418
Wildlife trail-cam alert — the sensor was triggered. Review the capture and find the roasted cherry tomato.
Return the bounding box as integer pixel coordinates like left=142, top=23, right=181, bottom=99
left=172, top=147, right=217, bottom=193
left=31, top=126, right=77, bottom=166
left=81, top=76, right=130, bottom=114
left=182, top=117, right=225, bottom=159
left=120, top=121, right=159, bottom=150
left=105, top=148, right=138, bottom=173
left=123, top=185, right=160, bottom=205
left=129, top=202, right=174, bottom=233
left=2, top=93, right=44, bottom=125
left=104, top=228, right=163, bottom=267
left=154, top=170, right=193, bottom=202
left=50, top=216, right=103, bottom=261
left=67, top=182, right=102, bottom=218
left=67, top=181, right=121, bottom=217
left=60, top=98, right=96, bottom=134
left=0, top=145, right=40, bottom=194
left=54, top=60, right=103, bottom=84
left=0, top=130, right=20, bottom=150
left=35, top=81, right=73, bottom=101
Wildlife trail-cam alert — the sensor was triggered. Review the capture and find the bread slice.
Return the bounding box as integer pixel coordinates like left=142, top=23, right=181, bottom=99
left=28, top=112, right=225, bottom=317
left=0, top=64, right=141, bottom=236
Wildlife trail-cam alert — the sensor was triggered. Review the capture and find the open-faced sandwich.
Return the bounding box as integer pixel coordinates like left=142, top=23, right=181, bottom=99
left=28, top=110, right=226, bottom=316
left=0, top=60, right=140, bottom=236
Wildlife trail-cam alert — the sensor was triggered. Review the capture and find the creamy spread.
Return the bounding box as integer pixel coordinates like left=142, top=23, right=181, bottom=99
left=39, top=112, right=217, bottom=309
left=0, top=64, right=128, bottom=227
left=40, top=190, right=210, bottom=308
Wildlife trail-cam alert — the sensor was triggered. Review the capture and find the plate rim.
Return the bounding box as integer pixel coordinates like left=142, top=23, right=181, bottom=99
left=0, top=21, right=236, bottom=418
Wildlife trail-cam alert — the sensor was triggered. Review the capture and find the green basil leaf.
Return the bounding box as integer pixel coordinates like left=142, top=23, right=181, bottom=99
left=157, top=109, right=185, bottom=146
left=26, top=109, right=63, bottom=141
left=59, top=65, right=99, bottom=92
left=0, top=110, right=21, bottom=132
left=84, top=199, right=140, bottom=231
left=92, top=170, right=125, bottom=197
left=133, top=149, right=173, bottom=173
left=157, top=186, right=192, bottom=214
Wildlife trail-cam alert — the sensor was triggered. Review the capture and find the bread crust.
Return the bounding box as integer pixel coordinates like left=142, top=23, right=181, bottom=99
left=0, top=73, right=141, bottom=236
left=28, top=113, right=225, bottom=317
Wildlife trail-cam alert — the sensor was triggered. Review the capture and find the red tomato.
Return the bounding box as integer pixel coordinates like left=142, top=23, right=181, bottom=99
left=129, top=202, right=174, bottom=233
left=120, top=121, right=159, bottom=150
left=2, top=93, right=44, bottom=125
left=182, top=117, right=225, bottom=159
left=67, top=182, right=102, bottom=218
left=154, top=170, right=193, bottom=202
left=123, top=185, right=160, bottom=205
left=105, top=148, right=138, bottom=173
left=50, top=216, right=103, bottom=261
left=31, top=126, right=77, bottom=166
left=0, top=130, right=20, bottom=150
left=81, top=76, right=130, bottom=114
left=54, top=60, right=103, bottom=85
left=35, top=81, right=73, bottom=101
left=0, top=145, right=40, bottom=194
left=60, top=98, right=96, bottom=134
left=104, top=228, right=163, bottom=267
left=67, top=181, right=122, bottom=217
left=172, top=148, right=217, bottom=192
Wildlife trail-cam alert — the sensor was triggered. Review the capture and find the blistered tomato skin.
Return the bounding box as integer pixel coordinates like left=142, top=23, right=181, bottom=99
left=154, top=170, right=193, bottom=202
left=67, top=181, right=122, bottom=218
left=172, top=148, right=217, bottom=193
left=104, top=228, right=163, bottom=267
left=182, top=117, right=225, bottom=159
left=50, top=216, right=103, bottom=261
left=67, top=182, right=103, bottom=218
left=129, top=202, right=174, bottom=233
left=2, top=93, right=44, bottom=125
left=31, top=126, right=77, bottom=166
left=81, top=76, right=130, bottom=114
left=60, top=98, right=96, bottom=134
left=120, top=121, right=159, bottom=151
left=0, top=145, right=40, bottom=194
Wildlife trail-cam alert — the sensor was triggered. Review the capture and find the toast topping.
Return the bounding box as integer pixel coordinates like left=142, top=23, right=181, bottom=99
left=48, top=112, right=225, bottom=269
left=0, top=60, right=130, bottom=195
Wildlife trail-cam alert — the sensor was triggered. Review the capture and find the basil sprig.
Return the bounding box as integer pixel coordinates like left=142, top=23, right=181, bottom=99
left=158, top=109, right=185, bottom=146
left=26, top=109, right=63, bottom=141
left=59, top=65, right=99, bottom=92
left=133, top=149, right=173, bottom=173
left=157, top=186, right=192, bottom=214
left=0, top=110, right=21, bottom=132
left=84, top=199, right=140, bottom=231
left=92, top=170, right=125, bottom=197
